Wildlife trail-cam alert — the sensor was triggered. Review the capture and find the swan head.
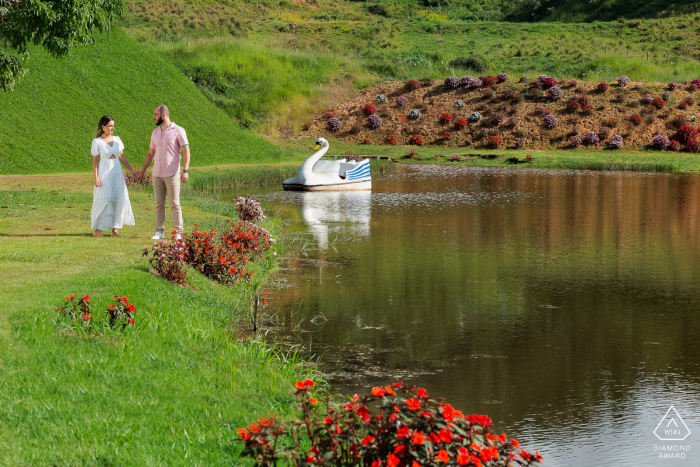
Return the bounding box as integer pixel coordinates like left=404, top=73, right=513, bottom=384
left=313, top=137, right=329, bottom=151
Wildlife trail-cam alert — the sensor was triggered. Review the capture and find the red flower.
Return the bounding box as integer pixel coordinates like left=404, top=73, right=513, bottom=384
left=323, top=417, right=333, bottom=424
left=417, top=387, right=428, bottom=398
left=437, top=449, right=450, bottom=463
left=438, top=429, right=453, bottom=443
left=309, top=397, right=318, bottom=405
left=397, top=426, right=410, bottom=438
left=371, top=387, right=386, bottom=397
left=394, top=445, right=406, bottom=455
left=303, top=379, right=315, bottom=387
left=411, top=431, right=425, bottom=445
left=387, top=454, right=400, bottom=467
left=82, top=295, right=90, bottom=302
left=361, top=435, right=375, bottom=445
left=407, top=398, right=420, bottom=410
left=384, top=385, right=395, bottom=395
left=128, top=304, right=135, bottom=312
left=392, top=382, right=403, bottom=387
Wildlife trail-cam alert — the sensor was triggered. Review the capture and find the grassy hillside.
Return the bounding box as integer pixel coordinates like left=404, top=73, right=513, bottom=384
left=0, top=28, right=296, bottom=175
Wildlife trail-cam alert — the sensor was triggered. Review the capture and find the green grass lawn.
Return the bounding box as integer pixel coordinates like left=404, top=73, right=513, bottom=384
left=0, top=28, right=296, bottom=175
left=0, top=170, right=313, bottom=465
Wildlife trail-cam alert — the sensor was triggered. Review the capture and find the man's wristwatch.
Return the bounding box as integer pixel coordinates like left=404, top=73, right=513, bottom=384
left=183, top=169, right=189, bottom=173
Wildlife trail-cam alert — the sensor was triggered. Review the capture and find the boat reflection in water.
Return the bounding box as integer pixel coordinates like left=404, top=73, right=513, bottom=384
left=297, top=191, right=371, bottom=251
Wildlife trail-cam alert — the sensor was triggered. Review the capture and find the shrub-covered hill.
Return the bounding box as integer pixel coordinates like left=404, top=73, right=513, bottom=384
left=305, top=76, right=700, bottom=152
left=0, top=28, right=295, bottom=175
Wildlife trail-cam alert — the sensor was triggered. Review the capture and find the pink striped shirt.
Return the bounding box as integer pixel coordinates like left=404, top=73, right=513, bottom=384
left=150, top=122, right=189, bottom=177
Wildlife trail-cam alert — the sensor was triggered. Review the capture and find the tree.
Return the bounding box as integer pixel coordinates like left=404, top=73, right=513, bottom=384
left=0, top=0, right=127, bottom=92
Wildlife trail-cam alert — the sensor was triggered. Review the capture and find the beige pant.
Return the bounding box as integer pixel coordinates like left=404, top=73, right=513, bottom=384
left=153, top=173, right=183, bottom=234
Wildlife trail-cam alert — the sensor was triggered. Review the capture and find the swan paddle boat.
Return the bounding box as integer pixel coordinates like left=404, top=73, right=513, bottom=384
left=282, top=137, right=371, bottom=191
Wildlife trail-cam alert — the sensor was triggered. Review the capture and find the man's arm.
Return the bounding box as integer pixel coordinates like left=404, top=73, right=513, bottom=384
left=138, top=147, right=156, bottom=179
left=180, top=145, right=190, bottom=183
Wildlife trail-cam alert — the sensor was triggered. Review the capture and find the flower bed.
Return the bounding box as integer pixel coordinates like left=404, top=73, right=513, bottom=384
left=439, top=112, right=453, bottom=124
left=454, top=117, right=468, bottom=130
left=405, top=80, right=420, bottom=91
left=384, top=134, right=397, bottom=145
left=597, top=82, right=609, bottom=92
left=363, top=103, right=377, bottom=116
left=486, top=135, right=502, bottom=148
left=408, top=134, right=424, bottom=145
left=630, top=114, right=642, bottom=125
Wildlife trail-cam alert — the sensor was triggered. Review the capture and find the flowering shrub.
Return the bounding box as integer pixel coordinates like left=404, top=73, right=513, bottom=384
left=454, top=117, right=468, bottom=130
left=422, top=77, right=435, bottom=87
left=669, top=139, right=681, bottom=151
left=566, top=98, right=581, bottom=113
left=384, top=134, right=397, bottom=145
left=542, top=77, right=557, bottom=88
left=444, top=75, right=460, bottom=89
left=687, top=139, right=700, bottom=153
left=367, top=114, right=382, bottom=129
left=490, top=112, right=506, bottom=125
left=547, top=86, right=563, bottom=101
left=584, top=131, right=600, bottom=145
left=481, top=87, right=495, bottom=98
left=442, top=131, right=452, bottom=141
left=376, top=95, right=386, bottom=104
left=361, top=137, right=371, bottom=144
left=609, top=135, right=624, bottom=150
left=469, top=112, right=482, bottom=122
left=686, top=95, right=697, bottom=106
left=481, top=75, right=497, bottom=86
left=107, top=295, right=135, bottom=328
left=669, top=82, right=680, bottom=90
left=630, top=114, right=642, bottom=125
left=691, top=79, right=700, bottom=88
left=672, top=114, right=688, bottom=128
left=142, top=239, right=188, bottom=285
left=323, top=111, right=335, bottom=119
left=236, top=381, right=544, bottom=467
left=598, top=126, right=611, bottom=140
left=55, top=294, right=93, bottom=331
left=453, top=100, right=465, bottom=110
left=617, top=76, right=630, bottom=86
left=497, top=72, right=509, bottom=83
left=569, top=135, right=582, bottom=148
left=349, top=121, right=361, bottom=135
left=581, top=104, right=594, bottom=115
left=439, top=112, right=453, bottom=124
left=577, top=95, right=591, bottom=106
left=408, top=134, right=424, bottom=145
left=628, top=99, right=640, bottom=107
left=448, top=153, right=460, bottom=161
left=614, top=93, right=625, bottom=103
left=538, top=74, right=548, bottom=82
left=327, top=118, right=342, bottom=132
left=235, top=195, right=266, bottom=223
left=675, top=126, right=699, bottom=144
left=182, top=221, right=274, bottom=285
left=396, top=96, right=409, bottom=108
left=302, top=121, right=312, bottom=131
left=641, top=93, right=653, bottom=104
left=363, top=103, right=377, bottom=116
left=652, top=135, right=670, bottom=150
left=543, top=114, right=558, bottom=129
left=677, top=101, right=689, bottom=110
left=405, top=80, right=420, bottom=91
left=459, top=76, right=473, bottom=86
left=597, top=82, right=609, bottom=92
left=486, top=135, right=502, bottom=148
left=513, top=138, right=526, bottom=149
left=408, top=109, right=422, bottom=119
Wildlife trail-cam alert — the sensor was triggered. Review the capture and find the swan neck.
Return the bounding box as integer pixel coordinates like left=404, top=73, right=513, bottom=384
left=301, top=144, right=329, bottom=173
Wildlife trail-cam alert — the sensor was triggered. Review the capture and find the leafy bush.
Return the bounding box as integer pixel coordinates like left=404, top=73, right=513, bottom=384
left=453, top=100, right=465, bottom=110
left=481, top=75, right=497, bottom=86
left=565, top=79, right=578, bottom=87
left=384, top=134, right=397, bottom=145
left=448, top=153, right=460, bottom=161
left=641, top=93, right=653, bottom=104
left=143, top=239, right=188, bottom=286
left=496, top=72, right=509, bottom=83
left=614, top=94, right=625, bottom=103
left=405, top=79, right=420, bottom=91
left=534, top=106, right=553, bottom=116
left=617, top=76, right=630, bottom=86
left=460, top=76, right=473, bottom=86
left=486, top=135, right=502, bottom=148
left=449, top=54, right=488, bottom=73
left=672, top=114, right=688, bottom=127
left=628, top=99, right=640, bottom=108
left=508, top=116, right=519, bottom=126
left=547, top=86, right=563, bottom=101
left=408, top=109, right=422, bottom=119
left=669, top=139, right=681, bottom=151
left=669, top=82, right=680, bottom=90
left=490, top=112, right=506, bottom=124
left=442, top=131, right=452, bottom=141
left=652, top=135, right=670, bottom=150
left=513, top=138, right=526, bottom=149
left=327, top=118, right=342, bottom=132
left=421, top=77, right=435, bottom=87
left=363, top=103, right=377, bottom=116
left=566, top=98, right=581, bottom=113
left=444, top=76, right=460, bottom=89
left=687, top=139, right=700, bottom=153
left=376, top=95, right=386, bottom=104
left=470, top=78, right=483, bottom=87
left=439, top=112, right=453, bottom=124
left=55, top=294, right=93, bottom=331
left=537, top=75, right=548, bottom=82
left=609, top=135, right=624, bottom=150
left=367, top=114, right=382, bottom=129
left=686, top=95, right=697, bottom=105
left=584, top=131, right=600, bottom=145
left=235, top=194, right=266, bottom=222
left=542, top=77, right=557, bottom=88
left=630, top=114, right=642, bottom=125
left=396, top=96, right=408, bottom=108
left=597, top=82, right=609, bottom=92
left=577, top=95, right=591, bottom=106
left=408, top=134, right=424, bottom=145
left=661, top=92, right=671, bottom=101
left=323, top=111, right=335, bottom=119
left=543, top=114, right=558, bottom=129
left=469, top=112, right=482, bottom=122
left=454, top=117, right=468, bottom=130
left=569, top=135, right=582, bottom=148
left=691, top=79, right=700, bottom=88
left=581, top=104, right=594, bottom=115
left=500, top=89, right=519, bottom=101
left=678, top=101, right=689, bottom=110
left=675, top=126, right=699, bottom=144
left=598, top=126, right=611, bottom=139
left=481, top=87, right=495, bottom=98
left=302, top=121, right=312, bottom=131
left=106, top=295, right=135, bottom=328
left=236, top=381, right=543, bottom=467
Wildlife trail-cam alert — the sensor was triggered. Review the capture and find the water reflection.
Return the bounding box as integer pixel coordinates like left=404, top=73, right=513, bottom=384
left=257, top=165, right=700, bottom=467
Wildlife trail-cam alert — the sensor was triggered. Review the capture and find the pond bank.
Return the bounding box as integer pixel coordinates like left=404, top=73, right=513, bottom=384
left=0, top=169, right=311, bottom=465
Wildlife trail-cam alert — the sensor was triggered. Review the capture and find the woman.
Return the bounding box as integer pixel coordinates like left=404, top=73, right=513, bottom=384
left=91, top=116, right=136, bottom=237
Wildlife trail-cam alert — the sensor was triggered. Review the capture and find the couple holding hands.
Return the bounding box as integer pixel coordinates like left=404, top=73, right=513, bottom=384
left=91, top=105, right=190, bottom=240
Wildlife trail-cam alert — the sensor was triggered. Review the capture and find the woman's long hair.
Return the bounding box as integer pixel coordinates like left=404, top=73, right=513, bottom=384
left=95, top=116, right=114, bottom=138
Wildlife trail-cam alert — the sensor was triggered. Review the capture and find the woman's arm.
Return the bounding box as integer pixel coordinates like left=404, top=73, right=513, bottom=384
left=93, top=156, right=101, bottom=187
left=118, top=151, right=136, bottom=175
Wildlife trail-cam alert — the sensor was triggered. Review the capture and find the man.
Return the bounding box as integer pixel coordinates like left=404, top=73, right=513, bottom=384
left=137, top=105, right=190, bottom=240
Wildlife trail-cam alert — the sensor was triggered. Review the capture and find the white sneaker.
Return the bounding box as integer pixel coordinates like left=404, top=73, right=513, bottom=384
left=175, top=233, right=183, bottom=240
left=151, top=232, right=164, bottom=240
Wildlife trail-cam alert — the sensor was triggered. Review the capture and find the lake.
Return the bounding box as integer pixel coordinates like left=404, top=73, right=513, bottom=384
left=229, top=164, right=700, bottom=466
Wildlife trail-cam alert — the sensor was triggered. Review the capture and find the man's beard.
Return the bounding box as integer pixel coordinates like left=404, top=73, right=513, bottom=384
left=155, top=116, right=164, bottom=126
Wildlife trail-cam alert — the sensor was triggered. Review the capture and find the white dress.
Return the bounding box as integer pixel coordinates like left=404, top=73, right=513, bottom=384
left=90, top=136, right=135, bottom=231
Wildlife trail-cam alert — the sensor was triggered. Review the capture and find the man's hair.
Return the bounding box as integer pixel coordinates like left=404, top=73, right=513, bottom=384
left=157, top=105, right=170, bottom=117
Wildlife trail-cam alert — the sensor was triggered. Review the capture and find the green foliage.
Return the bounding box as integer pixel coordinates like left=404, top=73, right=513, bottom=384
left=0, top=29, right=294, bottom=174
left=0, top=0, right=127, bottom=91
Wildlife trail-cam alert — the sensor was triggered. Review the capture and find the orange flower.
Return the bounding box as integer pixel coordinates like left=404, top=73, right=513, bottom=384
left=295, top=381, right=307, bottom=390
left=371, top=387, right=386, bottom=397
left=412, top=462, right=421, bottom=467
left=309, top=397, right=318, bottom=405
left=237, top=428, right=249, bottom=437
left=437, top=449, right=449, bottom=463
left=361, top=435, right=375, bottom=445
left=397, top=426, right=410, bottom=438
left=387, top=454, right=400, bottom=467
left=510, top=439, right=520, bottom=449
left=384, top=385, right=395, bottom=395
left=323, top=417, right=333, bottom=424
left=371, top=461, right=382, bottom=467
left=411, top=431, right=425, bottom=445
left=438, top=429, right=453, bottom=443
left=407, top=399, right=420, bottom=410
left=394, top=445, right=406, bottom=455
left=417, top=388, right=428, bottom=398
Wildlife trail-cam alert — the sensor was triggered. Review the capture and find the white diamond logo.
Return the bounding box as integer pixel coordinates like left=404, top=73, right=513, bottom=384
left=654, top=406, right=691, bottom=441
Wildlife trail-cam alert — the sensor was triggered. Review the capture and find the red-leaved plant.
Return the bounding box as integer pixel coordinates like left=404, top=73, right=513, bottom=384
left=107, top=295, right=135, bottom=328
left=236, top=381, right=543, bottom=467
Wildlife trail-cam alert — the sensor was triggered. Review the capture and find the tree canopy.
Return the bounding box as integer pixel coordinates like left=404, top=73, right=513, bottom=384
left=0, top=0, right=127, bottom=92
